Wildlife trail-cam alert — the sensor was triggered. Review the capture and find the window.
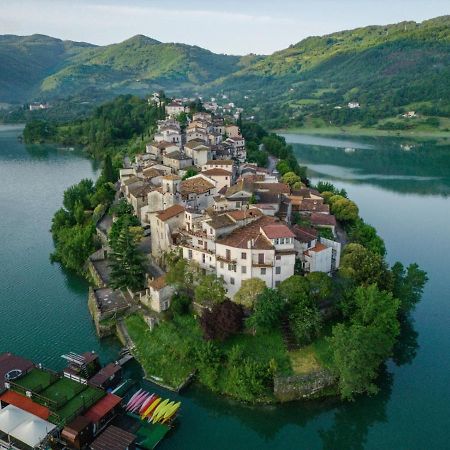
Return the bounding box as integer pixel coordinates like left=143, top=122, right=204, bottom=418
left=260, top=268, right=266, bottom=275
left=162, top=300, right=170, bottom=310
left=242, top=266, right=247, bottom=274
left=188, top=250, right=193, bottom=259
left=198, top=240, right=203, bottom=245
left=226, top=249, right=231, bottom=260
left=275, top=267, right=281, bottom=275
left=241, top=252, right=247, bottom=260
left=276, top=255, right=281, bottom=260
left=275, top=281, right=280, bottom=287
left=202, top=254, right=206, bottom=263
left=230, top=277, right=235, bottom=285
left=220, top=261, right=224, bottom=269
left=258, top=253, right=264, bottom=264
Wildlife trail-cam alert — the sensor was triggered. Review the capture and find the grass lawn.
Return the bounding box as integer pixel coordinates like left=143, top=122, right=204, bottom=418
left=125, top=313, right=203, bottom=389
left=222, top=329, right=293, bottom=376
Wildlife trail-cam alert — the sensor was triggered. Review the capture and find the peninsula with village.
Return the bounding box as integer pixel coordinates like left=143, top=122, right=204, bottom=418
left=22, top=92, right=426, bottom=405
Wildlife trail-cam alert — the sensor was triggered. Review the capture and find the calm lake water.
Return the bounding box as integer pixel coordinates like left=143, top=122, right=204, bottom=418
left=1, top=126, right=449, bottom=449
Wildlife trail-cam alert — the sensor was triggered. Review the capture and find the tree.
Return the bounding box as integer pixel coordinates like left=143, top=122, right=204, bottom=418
left=102, top=154, right=115, bottom=183
left=340, top=243, right=392, bottom=291
left=306, top=272, right=333, bottom=304
left=234, top=278, right=266, bottom=309
left=348, top=219, right=386, bottom=256
left=289, top=303, right=322, bottom=345
left=281, top=171, right=301, bottom=188
left=63, top=179, right=94, bottom=212
left=200, top=300, right=244, bottom=341
left=391, top=262, right=428, bottom=315
left=182, top=167, right=198, bottom=180
left=170, top=292, right=192, bottom=316
left=194, top=274, right=226, bottom=305
left=246, top=289, right=285, bottom=333
left=277, top=275, right=310, bottom=306
left=109, top=217, right=146, bottom=291
left=110, top=198, right=134, bottom=217
left=331, top=285, right=400, bottom=399
left=329, top=195, right=359, bottom=224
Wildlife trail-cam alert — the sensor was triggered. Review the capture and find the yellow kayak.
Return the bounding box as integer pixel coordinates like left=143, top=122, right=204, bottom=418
left=152, top=400, right=173, bottom=424
left=149, top=399, right=170, bottom=422
left=160, top=401, right=181, bottom=423
left=141, top=397, right=161, bottom=420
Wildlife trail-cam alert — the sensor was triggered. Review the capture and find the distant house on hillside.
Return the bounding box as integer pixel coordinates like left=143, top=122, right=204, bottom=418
left=348, top=102, right=360, bottom=109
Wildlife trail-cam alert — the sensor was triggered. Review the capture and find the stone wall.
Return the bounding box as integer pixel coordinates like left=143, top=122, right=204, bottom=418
left=274, top=369, right=336, bottom=402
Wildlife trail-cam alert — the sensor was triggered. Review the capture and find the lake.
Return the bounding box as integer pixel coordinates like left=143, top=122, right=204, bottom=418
left=0, top=126, right=449, bottom=449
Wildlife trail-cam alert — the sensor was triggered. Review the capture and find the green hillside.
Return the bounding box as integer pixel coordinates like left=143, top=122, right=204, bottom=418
left=1, top=16, right=449, bottom=130
left=0, top=34, right=254, bottom=103
left=0, top=34, right=93, bottom=102
left=213, top=16, right=450, bottom=128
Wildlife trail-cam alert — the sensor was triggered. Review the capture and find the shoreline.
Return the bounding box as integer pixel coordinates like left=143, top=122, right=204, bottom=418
left=275, top=126, right=450, bottom=139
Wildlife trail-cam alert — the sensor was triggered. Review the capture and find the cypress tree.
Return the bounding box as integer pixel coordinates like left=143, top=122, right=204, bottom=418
left=102, top=154, right=115, bottom=183
left=109, top=217, right=146, bottom=291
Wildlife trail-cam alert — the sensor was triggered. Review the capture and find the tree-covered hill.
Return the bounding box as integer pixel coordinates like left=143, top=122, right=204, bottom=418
left=0, top=34, right=257, bottom=103
left=0, top=34, right=94, bottom=102
left=213, top=16, right=450, bottom=127
left=2, top=16, right=449, bottom=129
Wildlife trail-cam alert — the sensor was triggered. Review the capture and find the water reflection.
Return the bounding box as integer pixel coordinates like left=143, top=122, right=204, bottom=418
left=286, top=135, right=450, bottom=196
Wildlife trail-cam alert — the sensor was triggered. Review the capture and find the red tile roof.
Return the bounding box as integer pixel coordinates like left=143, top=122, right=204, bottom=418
left=202, top=168, right=232, bottom=176
left=217, top=216, right=276, bottom=249
left=84, top=393, right=122, bottom=423
left=291, top=225, right=318, bottom=243
left=309, top=242, right=328, bottom=252
left=226, top=209, right=262, bottom=221
left=311, top=213, right=337, bottom=226
left=156, top=204, right=185, bottom=222
left=262, top=224, right=295, bottom=239
left=149, top=275, right=168, bottom=290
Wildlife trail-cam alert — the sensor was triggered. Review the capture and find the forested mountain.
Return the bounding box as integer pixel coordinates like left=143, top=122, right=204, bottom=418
left=0, top=34, right=93, bottom=102
left=0, top=34, right=256, bottom=103
left=1, top=16, right=449, bottom=128
left=214, top=16, right=450, bottom=127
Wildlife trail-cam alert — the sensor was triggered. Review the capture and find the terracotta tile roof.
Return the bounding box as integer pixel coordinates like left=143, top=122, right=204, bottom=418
left=226, top=209, right=262, bottom=221
left=202, top=168, right=232, bottom=176
left=311, top=213, right=336, bottom=226
left=180, top=177, right=214, bottom=196
left=156, top=204, right=185, bottom=221
left=225, top=178, right=254, bottom=197
left=255, top=182, right=290, bottom=194
left=161, top=174, right=181, bottom=181
left=184, top=140, right=210, bottom=150
left=217, top=216, right=276, bottom=249
left=262, top=224, right=296, bottom=239
left=208, top=214, right=235, bottom=229
left=309, top=242, right=328, bottom=252
left=149, top=275, right=168, bottom=290
left=164, top=151, right=191, bottom=161
left=205, top=159, right=233, bottom=165
left=291, top=225, right=318, bottom=242
left=299, top=199, right=329, bottom=213
left=142, top=168, right=161, bottom=179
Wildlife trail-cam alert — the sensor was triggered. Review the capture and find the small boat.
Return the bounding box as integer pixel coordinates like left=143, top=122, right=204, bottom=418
left=128, top=390, right=147, bottom=411
left=149, top=399, right=170, bottom=423
left=125, top=389, right=143, bottom=410
left=142, top=397, right=161, bottom=420
left=112, top=379, right=134, bottom=397
left=130, top=392, right=150, bottom=413
left=139, top=394, right=156, bottom=414
left=161, top=401, right=181, bottom=424
left=152, top=401, right=174, bottom=424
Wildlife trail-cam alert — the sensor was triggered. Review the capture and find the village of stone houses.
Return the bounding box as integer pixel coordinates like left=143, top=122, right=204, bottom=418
left=88, top=95, right=342, bottom=341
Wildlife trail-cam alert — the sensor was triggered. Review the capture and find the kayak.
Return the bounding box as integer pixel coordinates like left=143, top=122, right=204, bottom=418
left=139, top=394, right=156, bottom=414
left=161, top=401, right=181, bottom=424
left=129, top=391, right=147, bottom=412
left=131, top=392, right=150, bottom=413
left=149, top=399, right=169, bottom=423
left=125, top=388, right=142, bottom=410
left=152, top=401, right=174, bottom=424
left=140, top=395, right=159, bottom=419
left=142, top=397, right=161, bottom=420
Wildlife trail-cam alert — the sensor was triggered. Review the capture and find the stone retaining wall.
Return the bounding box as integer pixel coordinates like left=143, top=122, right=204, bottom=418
left=274, top=369, right=336, bottom=402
